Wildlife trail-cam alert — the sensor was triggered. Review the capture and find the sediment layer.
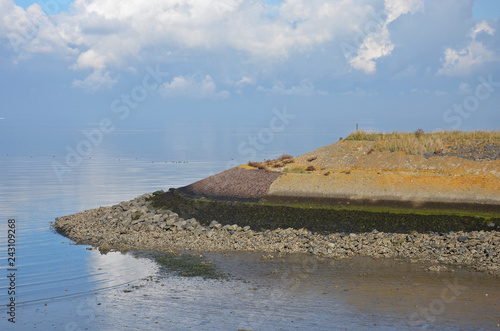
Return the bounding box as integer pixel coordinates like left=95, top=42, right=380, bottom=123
left=178, top=140, right=500, bottom=211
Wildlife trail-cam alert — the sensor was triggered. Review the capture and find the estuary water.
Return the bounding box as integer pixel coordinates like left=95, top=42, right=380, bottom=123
left=0, top=126, right=499, bottom=330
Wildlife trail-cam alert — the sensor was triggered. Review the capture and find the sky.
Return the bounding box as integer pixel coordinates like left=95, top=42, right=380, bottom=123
left=0, top=0, right=499, bottom=140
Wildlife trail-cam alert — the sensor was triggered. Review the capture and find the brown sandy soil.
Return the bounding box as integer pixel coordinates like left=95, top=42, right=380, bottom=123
left=292, top=140, right=499, bottom=176
left=267, top=170, right=500, bottom=206
left=177, top=140, right=499, bottom=208
left=267, top=140, right=500, bottom=207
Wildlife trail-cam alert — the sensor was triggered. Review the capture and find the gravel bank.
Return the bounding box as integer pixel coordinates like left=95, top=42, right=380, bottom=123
left=179, top=167, right=281, bottom=201
left=54, top=193, right=500, bottom=276
left=425, top=143, right=500, bottom=161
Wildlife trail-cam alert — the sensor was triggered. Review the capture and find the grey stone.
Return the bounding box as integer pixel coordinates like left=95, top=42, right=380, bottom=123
left=457, top=236, right=468, bottom=243
left=121, top=219, right=132, bottom=227
left=120, top=201, right=131, bottom=211
left=186, top=218, right=199, bottom=227
left=173, top=221, right=186, bottom=229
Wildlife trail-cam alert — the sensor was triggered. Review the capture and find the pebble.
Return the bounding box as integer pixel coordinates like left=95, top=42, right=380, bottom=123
left=53, top=193, right=500, bottom=276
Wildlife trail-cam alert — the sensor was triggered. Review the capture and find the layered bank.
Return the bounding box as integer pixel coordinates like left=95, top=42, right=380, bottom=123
left=54, top=130, right=500, bottom=274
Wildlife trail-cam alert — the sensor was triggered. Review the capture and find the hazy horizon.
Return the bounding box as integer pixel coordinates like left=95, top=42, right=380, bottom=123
left=1, top=0, right=499, bottom=160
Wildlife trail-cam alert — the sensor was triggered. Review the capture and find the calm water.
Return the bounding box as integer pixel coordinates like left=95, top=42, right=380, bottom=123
left=0, top=127, right=499, bottom=330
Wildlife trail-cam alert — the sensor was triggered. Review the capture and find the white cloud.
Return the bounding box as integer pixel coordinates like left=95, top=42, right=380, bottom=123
left=257, top=79, right=328, bottom=96
left=1, top=0, right=497, bottom=93
left=349, top=25, right=393, bottom=73
left=72, top=49, right=106, bottom=70
left=1, top=0, right=371, bottom=66
left=0, top=0, right=368, bottom=89
left=160, top=74, right=229, bottom=99
left=72, top=70, right=118, bottom=92
left=235, top=76, right=255, bottom=86
left=385, top=0, right=423, bottom=23
left=0, top=1, right=76, bottom=56
left=438, top=21, right=497, bottom=76
left=346, top=0, right=423, bottom=73
left=470, top=20, right=495, bottom=39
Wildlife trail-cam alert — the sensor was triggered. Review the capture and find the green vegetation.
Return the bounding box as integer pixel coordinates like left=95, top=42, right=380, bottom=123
left=153, top=252, right=226, bottom=280
left=261, top=200, right=500, bottom=220
left=345, top=130, right=500, bottom=155
left=150, top=190, right=500, bottom=234
left=290, top=167, right=306, bottom=173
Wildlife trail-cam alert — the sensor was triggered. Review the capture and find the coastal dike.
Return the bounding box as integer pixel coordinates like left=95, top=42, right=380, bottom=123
left=55, top=131, right=500, bottom=275
left=154, top=131, right=500, bottom=233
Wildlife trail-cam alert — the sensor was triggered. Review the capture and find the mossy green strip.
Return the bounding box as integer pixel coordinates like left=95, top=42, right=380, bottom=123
left=151, top=190, right=500, bottom=234
left=153, top=252, right=227, bottom=280
left=260, top=200, right=500, bottom=220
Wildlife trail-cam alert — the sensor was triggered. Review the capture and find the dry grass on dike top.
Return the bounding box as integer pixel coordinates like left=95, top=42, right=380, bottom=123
left=244, top=130, right=500, bottom=173
left=345, top=130, right=500, bottom=155
left=246, top=154, right=295, bottom=171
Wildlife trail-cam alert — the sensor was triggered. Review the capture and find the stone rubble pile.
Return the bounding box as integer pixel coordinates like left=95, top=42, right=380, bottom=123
left=54, top=193, right=499, bottom=276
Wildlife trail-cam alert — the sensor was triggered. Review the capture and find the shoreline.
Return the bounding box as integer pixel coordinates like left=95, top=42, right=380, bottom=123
left=54, top=193, right=500, bottom=276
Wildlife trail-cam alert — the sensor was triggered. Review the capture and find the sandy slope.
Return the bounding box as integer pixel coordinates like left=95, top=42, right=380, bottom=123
left=267, top=140, right=500, bottom=207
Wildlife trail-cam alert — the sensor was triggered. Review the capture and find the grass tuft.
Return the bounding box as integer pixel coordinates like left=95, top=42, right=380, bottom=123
left=278, top=154, right=293, bottom=161
left=247, top=154, right=295, bottom=170
left=345, top=130, right=500, bottom=155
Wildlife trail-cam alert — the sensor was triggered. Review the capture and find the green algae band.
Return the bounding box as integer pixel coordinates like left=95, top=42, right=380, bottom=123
left=151, top=190, right=500, bottom=234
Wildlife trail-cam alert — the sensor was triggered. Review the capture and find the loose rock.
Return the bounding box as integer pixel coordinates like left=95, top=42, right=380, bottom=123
left=53, top=194, right=500, bottom=276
